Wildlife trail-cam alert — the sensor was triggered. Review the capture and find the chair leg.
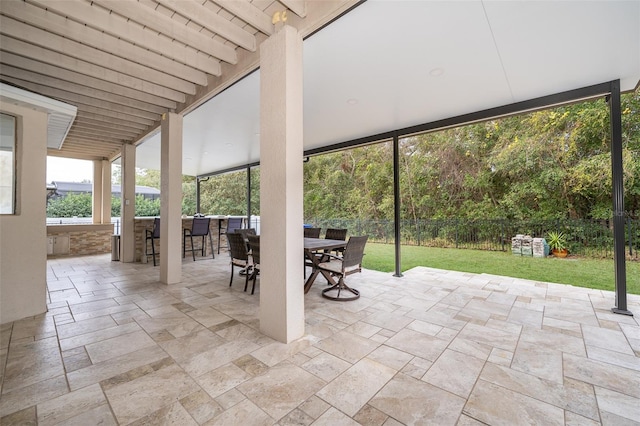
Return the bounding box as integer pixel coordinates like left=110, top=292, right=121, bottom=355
left=243, top=266, right=251, bottom=292
left=151, top=239, right=157, bottom=266
left=208, top=233, right=215, bottom=259
left=251, top=269, right=258, bottom=295
left=321, top=276, right=359, bottom=301
left=229, top=264, right=234, bottom=286
left=191, top=235, right=196, bottom=261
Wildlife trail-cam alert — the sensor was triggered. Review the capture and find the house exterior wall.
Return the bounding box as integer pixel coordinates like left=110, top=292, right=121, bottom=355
left=0, top=102, right=48, bottom=324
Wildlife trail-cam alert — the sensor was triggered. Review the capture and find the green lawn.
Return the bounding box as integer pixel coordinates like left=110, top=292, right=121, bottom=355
left=362, top=243, right=640, bottom=295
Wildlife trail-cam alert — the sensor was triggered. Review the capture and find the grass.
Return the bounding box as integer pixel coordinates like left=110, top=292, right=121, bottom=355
left=362, top=243, right=640, bottom=295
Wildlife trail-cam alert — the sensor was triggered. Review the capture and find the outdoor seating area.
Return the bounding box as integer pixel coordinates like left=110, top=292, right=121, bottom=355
left=0, top=253, right=638, bottom=425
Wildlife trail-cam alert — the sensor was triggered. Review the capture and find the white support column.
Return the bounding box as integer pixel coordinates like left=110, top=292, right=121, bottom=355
left=120, top=143, right=136, bottom=262
left=92, top=160, right=103, bottom=224
left=160, top=112, right=183, bottom=284
left=259, top=25, right=305, bottom=343
left=101, top=160, right=112, bottom=226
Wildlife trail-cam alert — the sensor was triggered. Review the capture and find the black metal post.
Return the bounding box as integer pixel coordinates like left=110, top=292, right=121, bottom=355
left=196, top=177, right=201, bottom=214
left=392, top=133, right=403, bottom=277
left=246, top=166, right=252, bottom=228
left=609, top=80, right=632, bottom=316
left=629, top=217, right=633, bottom=257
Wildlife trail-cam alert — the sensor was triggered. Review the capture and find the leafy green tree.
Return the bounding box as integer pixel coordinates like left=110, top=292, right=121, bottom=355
left=46, top=193, right=92, bottom=217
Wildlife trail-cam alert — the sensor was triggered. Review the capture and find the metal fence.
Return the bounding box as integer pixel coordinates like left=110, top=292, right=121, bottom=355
left=307, top=217, right=639, bottom=260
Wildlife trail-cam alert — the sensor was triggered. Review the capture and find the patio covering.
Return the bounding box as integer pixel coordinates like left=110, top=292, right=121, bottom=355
left=0, top=0, right=638, bottom=174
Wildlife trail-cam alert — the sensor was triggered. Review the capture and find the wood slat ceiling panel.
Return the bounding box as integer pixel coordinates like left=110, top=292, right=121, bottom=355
left=0, top=0, right=316, bottom=161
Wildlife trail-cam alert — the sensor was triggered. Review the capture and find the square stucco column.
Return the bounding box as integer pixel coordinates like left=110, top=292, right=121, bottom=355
left=160, top=112, right=182, bottom=284
left=259, top=25, right=305, bottom=343
left=0, top=103, right=47, bottom=324
left=101, top=160, right=112, bottom=225
left=92, top=159, right=112, bottom=224
left=120, top=143, right=136, bottom=262
left=92, top=160, right=103, bottom=224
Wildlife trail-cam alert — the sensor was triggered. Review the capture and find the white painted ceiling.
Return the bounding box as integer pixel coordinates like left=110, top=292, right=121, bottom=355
left=135, top=0, right=640, bottom=176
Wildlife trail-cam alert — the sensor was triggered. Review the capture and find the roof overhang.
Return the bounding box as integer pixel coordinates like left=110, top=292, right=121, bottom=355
left=0, top=82, right=77, bottom=150
left=133, top=0, right=640, bottom=176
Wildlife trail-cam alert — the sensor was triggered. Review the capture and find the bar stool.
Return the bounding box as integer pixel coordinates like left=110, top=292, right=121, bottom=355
left=183, top=217, right=214, bottom=261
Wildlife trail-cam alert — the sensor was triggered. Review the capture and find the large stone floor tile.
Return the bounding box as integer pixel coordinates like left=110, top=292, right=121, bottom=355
left=316, top=358, right=395, bottom=417
left=384, top=328, right=448, bottom=361
left=563, top=353, right=640, bottom=398
left=313, top=330, right=380, bottom=364
left=237, top=363, right=325, bottom=421
left=370, top=373, right=466, bottom=425
left=422, top=349, right=486, bottom=398
left=464, top=380, right=565, bottom=425
left=203, top=399, right=274, bottom=426
left=104, top=362, right=199, bottom=424
left=479, top=362, right=599, bottom=421
left=2, top=336, right=64, bottom=393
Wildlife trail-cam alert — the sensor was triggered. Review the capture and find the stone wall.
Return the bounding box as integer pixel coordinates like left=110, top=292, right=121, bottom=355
left=47, top=224, right=114, bottom=257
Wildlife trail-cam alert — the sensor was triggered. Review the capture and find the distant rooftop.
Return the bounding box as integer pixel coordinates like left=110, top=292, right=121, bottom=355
left=50, top=181, right=160, bottom=196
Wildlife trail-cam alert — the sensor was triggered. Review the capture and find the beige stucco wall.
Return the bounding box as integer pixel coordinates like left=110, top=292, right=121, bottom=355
left=0, top=102, right=48, bottom=324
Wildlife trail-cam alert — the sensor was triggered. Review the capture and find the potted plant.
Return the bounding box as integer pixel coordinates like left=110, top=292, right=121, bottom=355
left=547, top=231, right=568, bottom=257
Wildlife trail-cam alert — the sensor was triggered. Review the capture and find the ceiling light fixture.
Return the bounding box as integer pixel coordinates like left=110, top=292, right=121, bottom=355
left=347, top=98, right=358, bottom=105
left=429, top=67, right=444, bottom=77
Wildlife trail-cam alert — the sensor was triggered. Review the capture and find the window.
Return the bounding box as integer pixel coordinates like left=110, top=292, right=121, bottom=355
left=0, top=113, right=16, bottom=214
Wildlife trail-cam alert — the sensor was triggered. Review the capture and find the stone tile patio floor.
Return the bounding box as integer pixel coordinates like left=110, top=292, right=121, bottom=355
left=1, top=253, right=639, bottom=425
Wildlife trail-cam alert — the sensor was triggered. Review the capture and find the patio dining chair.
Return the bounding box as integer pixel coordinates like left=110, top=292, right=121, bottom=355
left=183, top=217, right=214, bottom=261
left=321, top=227, right=348, bottom=259
left=317, top=235, right=368, bottom=301
left=304, top=227, right=321, bottom=238
left=145, top=218, right=160, bottom=266
left=219, top=217, right=244, bottom=254
left=227, top=232, right=251, bottom=291
left=303, top=227, right=322, bottom=278
left=246, top=234, right=260, bottom=295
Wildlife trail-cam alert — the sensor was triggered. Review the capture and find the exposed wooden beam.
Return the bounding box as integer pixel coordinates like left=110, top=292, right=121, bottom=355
left=278, top=0, right=307, bottom=18
left=75, top=112, right=149, bottom=131
left=1, top=1, right=211, bottom=84
left=0, top=51, right=177, bottom=109
left=72, top=121, right=140, bottom=138
left=73, top=117, right=146, bottom=135
left=0, top=36, right=186, bottom=103
left=93, top=0, right=237, bottom=64
left=57, top=141, right=122, bottom=151
left=0, top=64, right=167, bottom=115
left=211, top=0, right=274, bottom=36
left=47, top=149, right=112, bottom=161
left=74, top=103, right=156, bottom=127
left=155, top=0, right=256, bottom=51
left=27, top=0, right=223, bottom=76
left=1, top=76, right=161, bottom=122
left=0, top=17, right=197, bottom=95
left=66, top=130, right=126, bottom=144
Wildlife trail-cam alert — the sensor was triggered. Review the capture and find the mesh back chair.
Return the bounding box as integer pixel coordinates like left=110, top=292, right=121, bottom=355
left=219, top=217, right=244, bottom=254
left=236, top=228, right=256, bottom=243
left=317, top=235, right=368, bottom=301
left=246, top=235, right=260, bottom=295
left=325, top=228, right=347, bottom=241
left=183, top=217, right=214, bottom=261
left=323, top=228, right=348, bottom=258
left=145, top=218, right=161, bottom=266
left=227, top=232, right=251, bottom=290
left=304, top=227, right=321, bottom=238
left=303, top=227, right=322, bottom=278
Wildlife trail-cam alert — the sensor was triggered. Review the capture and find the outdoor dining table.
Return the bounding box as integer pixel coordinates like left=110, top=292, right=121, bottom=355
left=303, top=237, right=348, bottom=294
